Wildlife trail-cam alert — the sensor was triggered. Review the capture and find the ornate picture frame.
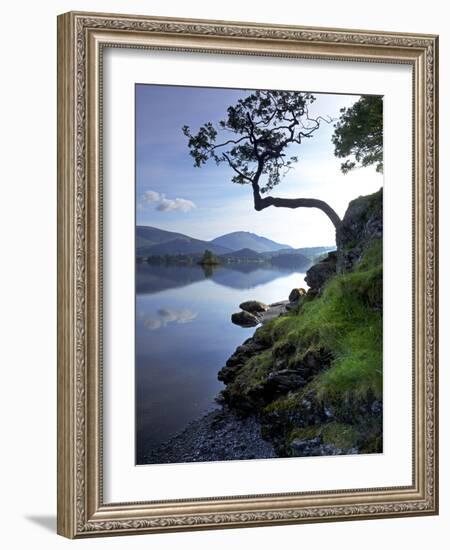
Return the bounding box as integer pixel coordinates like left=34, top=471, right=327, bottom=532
left=57, top=11, right=438, bottom=538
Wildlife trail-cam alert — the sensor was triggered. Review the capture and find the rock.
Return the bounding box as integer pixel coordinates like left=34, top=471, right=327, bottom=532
left=260, top=301, right=288, bottom=322
left=336, top=188, right=383, bottom=272
left=305, top=251, right=337, bottom=295
left=273, top=341, right=296, bottom=361
left=266, top=369, right=306, bottom=394
left=371, top=400, right=383, bottom=415
left=231, top=301, right=288, bottom=328
left=143, top=408, right=276, bottom=464
left=290, top=348, right=333, bottom=378
left=290, top=436, right=348, bottom=457
left=239, top=300, right=268, bottom=313
left=288, top=287, right=306, bottom=302
left=291, top=436, right=322, bottom=451
left=231, top=311, right=259, bottom=327
left=218, top=336, right=270, bottom=383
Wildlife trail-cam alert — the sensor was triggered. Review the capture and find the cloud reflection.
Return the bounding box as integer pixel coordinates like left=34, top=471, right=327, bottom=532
left=138, top=308, right=198, bottom=330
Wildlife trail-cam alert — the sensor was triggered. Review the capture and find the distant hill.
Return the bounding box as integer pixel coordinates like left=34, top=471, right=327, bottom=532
left=211, top=231, right=292, bottom=253
left=141, top=238, right=231, bottom=256
left=136, top=226, right=231, bottom=256
left=136, top=225, right=188, bottom=248
left=136, top=225, right=333, bottom=260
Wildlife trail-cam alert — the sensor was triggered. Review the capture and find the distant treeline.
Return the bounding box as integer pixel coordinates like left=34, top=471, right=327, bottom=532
left=137, top=252, right=312, bottom=269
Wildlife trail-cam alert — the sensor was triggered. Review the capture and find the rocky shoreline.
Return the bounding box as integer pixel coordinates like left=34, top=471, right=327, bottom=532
left=143, top=407, right=276, bottom=464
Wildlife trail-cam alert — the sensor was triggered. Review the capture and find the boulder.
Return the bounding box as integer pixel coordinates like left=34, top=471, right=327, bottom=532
left=305, top=251, right=337, bottom=295
left=231, top=311, right=259, bottom=327
left=265, top=369, right=306, bottom=394
left=239, top=300, right=268, bottom=313
left=288, top=287, right=306, bottom=302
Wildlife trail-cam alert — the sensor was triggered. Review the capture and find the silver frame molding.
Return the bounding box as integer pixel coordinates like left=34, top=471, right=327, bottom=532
left=57, top=11, right=439, bottom=538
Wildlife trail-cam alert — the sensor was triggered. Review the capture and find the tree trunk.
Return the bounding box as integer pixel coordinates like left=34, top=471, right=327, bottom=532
left=252, top=182, right=341, bottom=230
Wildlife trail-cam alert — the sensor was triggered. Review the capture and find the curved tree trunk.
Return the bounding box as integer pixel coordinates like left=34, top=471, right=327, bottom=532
left=252, top=181, right=341, bottom=230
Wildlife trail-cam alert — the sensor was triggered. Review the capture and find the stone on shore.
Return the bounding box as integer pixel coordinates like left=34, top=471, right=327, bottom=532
left=143, top=408, right=276, bottom=464
left=239, top=300, right=269, bottom=313
left=288, top=287, right=306, bottom=302
left=231, top=311, right=259, bottom=327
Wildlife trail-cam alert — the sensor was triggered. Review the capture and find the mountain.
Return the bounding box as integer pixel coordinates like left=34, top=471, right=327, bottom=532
left=136, top=225, right=332, bottom=259
left=136, top=225, right=190, bottom=249
left=136, top=226, right=231, bottom=257
left=211, top=231, right=292, bottom=253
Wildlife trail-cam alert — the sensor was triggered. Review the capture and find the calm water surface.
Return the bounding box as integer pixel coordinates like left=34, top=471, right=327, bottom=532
left=136, top=263, right=307, bottom=463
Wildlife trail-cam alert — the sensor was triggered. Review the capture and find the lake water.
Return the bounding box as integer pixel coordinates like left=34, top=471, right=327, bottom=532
left=136, top=263, right=308, bottom=463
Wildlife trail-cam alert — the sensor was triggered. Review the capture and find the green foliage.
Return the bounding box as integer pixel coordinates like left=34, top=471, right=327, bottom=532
left=225, top=351, right=273, bottom=404
left=183, top=90, right=322, bottom=192
left=234, top=351, right=273, bottom=390
left=332, top=96, right=383, bottom=174
left=356, top=239, right=382, bottom=272
left=198, top=249, right=221, bottom=265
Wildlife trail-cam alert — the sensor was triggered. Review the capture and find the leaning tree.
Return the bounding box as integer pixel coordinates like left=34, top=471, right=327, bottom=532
left=182, top=90, right=382, bottom=236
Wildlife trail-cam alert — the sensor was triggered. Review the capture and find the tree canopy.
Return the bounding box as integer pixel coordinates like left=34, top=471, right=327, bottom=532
left=183, top=91, right=383, bottom=235
left=332, top=95, right=383, bottom=174
left=198, top=249, right=221, bottom=266
left=183, top=90, right=342, bottom=229
left=183, top=90, right=325, bottom=194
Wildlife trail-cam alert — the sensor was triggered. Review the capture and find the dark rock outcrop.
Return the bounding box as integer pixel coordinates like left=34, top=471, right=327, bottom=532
left=305, top=251, right=337, bottom=296
left=265, top=370, right=307, bottom=395
left=218, top=337, right=270, bottom=384
left=336, top=188, right=382, bottom=272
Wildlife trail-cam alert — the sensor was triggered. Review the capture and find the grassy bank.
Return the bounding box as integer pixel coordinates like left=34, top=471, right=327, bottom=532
left=221, top=236, right=383, bottom=456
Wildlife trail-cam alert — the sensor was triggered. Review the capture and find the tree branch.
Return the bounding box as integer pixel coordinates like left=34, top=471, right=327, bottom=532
left=210, top=135, right=248, bottom=150
left=222, top=153, right=254, bottom=183
left=253, top=192, right=341, bottom=229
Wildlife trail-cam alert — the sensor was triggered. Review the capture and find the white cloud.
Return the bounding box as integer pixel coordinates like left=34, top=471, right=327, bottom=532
left=156, top=196, right=196, bottom=212
left=140, top=190, right=196, bottom=213
left=142, top=190, right=161, bottom=203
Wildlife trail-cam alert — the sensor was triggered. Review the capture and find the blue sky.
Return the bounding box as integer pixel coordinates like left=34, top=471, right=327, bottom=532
left=136, top=84, right=383, bottom=248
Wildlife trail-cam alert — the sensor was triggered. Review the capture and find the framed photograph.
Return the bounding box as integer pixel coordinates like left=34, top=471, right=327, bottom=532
left=57, top=11, right=439, bottom=538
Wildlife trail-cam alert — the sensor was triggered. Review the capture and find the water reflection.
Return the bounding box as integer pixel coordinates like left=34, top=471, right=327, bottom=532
left=138, top=308, right=198, bottom=331
left=136, top=263, right=308, bottom=463
left=136, top=262, right=309, bottom=295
